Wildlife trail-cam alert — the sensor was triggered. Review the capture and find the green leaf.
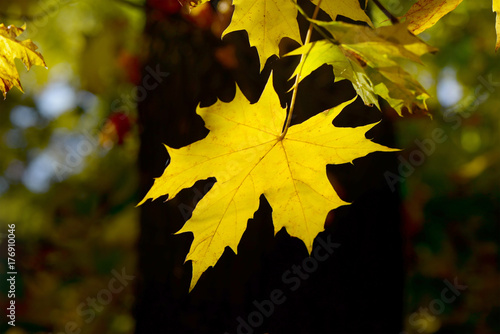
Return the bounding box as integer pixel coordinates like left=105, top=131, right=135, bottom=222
left=287, top=21, right=436, bottom=114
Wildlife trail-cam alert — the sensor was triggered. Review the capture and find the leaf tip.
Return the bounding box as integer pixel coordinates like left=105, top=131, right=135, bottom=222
left=327, top=95, right=358, bottom=120
left=136, top=196, right=150, bottom=207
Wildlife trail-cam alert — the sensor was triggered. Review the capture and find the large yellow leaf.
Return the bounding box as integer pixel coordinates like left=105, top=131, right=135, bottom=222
left=140, top=75, right=396, bottom=290
left=0, top=24, right=46, bottom=98
left=403, top=0, right=464, bottom=35
left=494, top=0, right=500, bottom=50
left=287, top=21, right=436, bottom=114
left=223, top=0, right=372, bottom=70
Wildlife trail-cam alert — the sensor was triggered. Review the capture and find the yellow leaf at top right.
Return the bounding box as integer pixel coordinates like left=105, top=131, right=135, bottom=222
left=494, top=0, right=500, bottom=50
left=404, top=0, right=500, bottom=51
left=403, top=0, right=464, bottom=35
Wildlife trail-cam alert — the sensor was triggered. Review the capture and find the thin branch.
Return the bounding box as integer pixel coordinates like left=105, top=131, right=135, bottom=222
left=279, top=0, right=323, bottom=140
left=371, top=0, right=399, bottom=24
left=294, top=2, right=338, bottom=45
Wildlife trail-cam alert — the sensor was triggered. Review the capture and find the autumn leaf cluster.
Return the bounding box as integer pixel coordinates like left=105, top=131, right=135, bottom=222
left=2, top=0, right=498, bottom=292
left=139, top=0, right=500, bottom=291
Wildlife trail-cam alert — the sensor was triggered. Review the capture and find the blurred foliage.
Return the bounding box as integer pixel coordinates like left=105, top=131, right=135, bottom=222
left=0, top=0, right=143, bottom=333
left=372, top=1, right=500, bottom=333
left=0, top=0, right=498, bottom=333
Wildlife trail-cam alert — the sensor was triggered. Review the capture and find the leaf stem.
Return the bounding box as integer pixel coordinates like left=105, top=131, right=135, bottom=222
left=279, top=0, right=323, bottom=140
left=371, top=0, right=399, bottom=24
left=295, top=2, right=338, bottom=45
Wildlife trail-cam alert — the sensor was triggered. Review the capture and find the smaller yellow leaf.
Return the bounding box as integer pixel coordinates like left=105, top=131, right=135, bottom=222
left=494, top=0, right=500, bottom=51
left=0, top=23, right=47, bottom=98
left=222, top=0, right=301, bottom=71
left=311, top=0, right=373, bottom=27
left=403, top=0, right=464, bottom=35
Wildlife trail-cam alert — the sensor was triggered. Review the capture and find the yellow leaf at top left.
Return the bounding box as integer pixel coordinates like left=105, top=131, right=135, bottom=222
left=0, top=24, right=46, bottom=99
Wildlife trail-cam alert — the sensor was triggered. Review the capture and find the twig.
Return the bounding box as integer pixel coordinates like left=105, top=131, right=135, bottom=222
left=294, top=2, right=338, bottom=44
left=371, top=0, right=399, bottom=24
left=279, top=0, right=323, bottom=139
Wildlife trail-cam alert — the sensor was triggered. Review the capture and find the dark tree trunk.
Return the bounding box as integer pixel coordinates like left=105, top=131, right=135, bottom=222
left=134, top=4, right=404, bottom=333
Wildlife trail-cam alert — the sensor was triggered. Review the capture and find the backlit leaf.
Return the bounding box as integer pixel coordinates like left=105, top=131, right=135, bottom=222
left=0, top=23, right=46, bottom=98
left=222, top=0, right=372, bottom=70
left=139, top=75, right=396, bottom=290
left=223, top=0, right=301, bottom=70
left=403, top=0, right=464, bottom=35
left=494, top=0, right=500, bottom=50
left=287, top=21, right=436, bottom=114
left=311, top=0, right=373, bottom=26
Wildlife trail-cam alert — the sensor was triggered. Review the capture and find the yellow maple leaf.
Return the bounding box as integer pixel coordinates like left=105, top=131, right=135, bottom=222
left=494, top=0, right=500, bottom=50
left=403, top=0, right=464, bottom=35
left=223, top=0, right=301, bottom=71
left=0, top=23, right=46, bottom=98
left=311, top=0, right=373, bottom=27
left=140, top=74, right=396, bottom=290
left=223, top=0, right=372, bottom=71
